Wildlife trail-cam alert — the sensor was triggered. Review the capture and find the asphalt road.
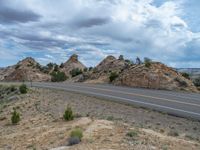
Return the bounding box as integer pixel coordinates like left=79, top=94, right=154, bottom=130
left=28, top=82, right=200, bottom=120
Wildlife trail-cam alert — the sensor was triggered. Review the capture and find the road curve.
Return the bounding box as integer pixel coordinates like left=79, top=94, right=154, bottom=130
left=28, top=82, right=200, bottom=120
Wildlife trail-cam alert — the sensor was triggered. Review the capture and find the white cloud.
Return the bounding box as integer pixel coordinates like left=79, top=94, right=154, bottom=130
left=0, top=0, right=199, bottom=67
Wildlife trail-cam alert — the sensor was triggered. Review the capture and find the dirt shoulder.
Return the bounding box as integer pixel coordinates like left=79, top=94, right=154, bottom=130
left=0, top=87, right=200, bottom=150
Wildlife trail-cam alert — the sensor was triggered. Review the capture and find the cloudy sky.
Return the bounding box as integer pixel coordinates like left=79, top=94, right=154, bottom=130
left=0, top=0, right=200, bottom=68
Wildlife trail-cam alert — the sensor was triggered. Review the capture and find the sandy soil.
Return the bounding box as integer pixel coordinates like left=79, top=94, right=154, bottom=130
left=0, top=87, right=200, bottom=150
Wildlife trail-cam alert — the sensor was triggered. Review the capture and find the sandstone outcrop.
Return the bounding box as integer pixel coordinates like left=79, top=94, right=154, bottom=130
left=1, top=57, right=50, bottom=82
left=114, top=62, right=198, bottom=92
left=60, top=54, right=86, bottom=77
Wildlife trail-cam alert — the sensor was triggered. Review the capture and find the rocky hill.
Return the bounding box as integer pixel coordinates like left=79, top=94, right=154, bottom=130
left=76, top=55, right=129, bottom=83
left=114, top=62, right=198, bottom=92
left=0, top=57, right=51, bottom=82
left=77, top=56, right=198, bottom=92
left=0, top=54, right=86, bottom=82
left=0, top=54, right=198, bottom=92
left=60, top=54, right=86, bottom=77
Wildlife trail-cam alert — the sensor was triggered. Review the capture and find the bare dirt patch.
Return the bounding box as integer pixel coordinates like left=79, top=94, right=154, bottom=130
left=0, top=87, right=200, bottom=150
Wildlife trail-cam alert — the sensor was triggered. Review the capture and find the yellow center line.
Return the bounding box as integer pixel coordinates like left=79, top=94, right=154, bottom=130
left=69, top=84, right=200, bottom=108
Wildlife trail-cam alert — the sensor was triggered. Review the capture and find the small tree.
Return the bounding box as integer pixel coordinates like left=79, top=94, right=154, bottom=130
left=119, top=55, right=124, bottom=60
left=11, top=108, right=20, bottom=124
left=181, top=72, right=190, bottom=80
left=51, top=71, right=67, bottom=82
left=47, top=63, right=54, bottom=69
left=63, top=106, right=74, bottom=121
left=136, top=57, right=141, bottom=65
left=194, top=77, right=200, bottom=87
left=83, top=68, right=88, bottom=72
left=89, top=67, right=93, bottom=71
left=60, top=63, right=64, bottom=68
left=109, top=72, right=119, bottom=82
left=19, top=84, right=27, bottom=94
left=54, top=64, right=59, bottom=72
left=144, top=57, right=152, bottom=68
left=70, top=68, right=83, bottom=77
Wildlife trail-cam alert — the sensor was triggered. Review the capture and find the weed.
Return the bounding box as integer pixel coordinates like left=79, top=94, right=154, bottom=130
left=63, top=106, right=74, bottom=121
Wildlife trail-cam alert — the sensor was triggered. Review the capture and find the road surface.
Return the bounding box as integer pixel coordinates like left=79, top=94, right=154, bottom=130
left=28, top=82, right=200, bottom=120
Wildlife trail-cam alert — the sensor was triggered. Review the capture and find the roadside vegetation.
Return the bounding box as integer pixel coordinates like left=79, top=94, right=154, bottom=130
left=68, top=128, right=83, bottom=146
left=144, top=57, right=152, bottom=68
left=11, top=108, right=20, bottom=124
left=193, top=77, right=200, bottom=87
left=0, top=87, right=200, bottom=149
left=70, top=68, right=83, bottom=77
left=51, top=71, right=68, bottom=82
left=109, top=72, right=119, bottom=82
left=19, top=84, right=28, bottom=94
left=63, top=106, right=74, bottom=121
left=181, top=72, right=190, bottom=79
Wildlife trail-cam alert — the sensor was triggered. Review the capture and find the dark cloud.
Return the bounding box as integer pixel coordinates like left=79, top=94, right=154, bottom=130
left=73, top=17, right=111, bottom=28
left=0, top=6, right=40, bottom=24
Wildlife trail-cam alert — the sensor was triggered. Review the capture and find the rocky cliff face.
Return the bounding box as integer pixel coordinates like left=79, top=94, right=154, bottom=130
left=60, top=54, right=86, bottom=77
left=79, top=56, right=198, bottom=92
left=1, top=57, right=51, bottom=82
left=81, top=56, right=128, bottom=83
left=113, top=62, right=198, bottom=92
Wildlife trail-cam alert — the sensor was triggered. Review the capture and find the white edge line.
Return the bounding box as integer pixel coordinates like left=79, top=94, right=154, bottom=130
left=33, top=84, right=200, bottom=117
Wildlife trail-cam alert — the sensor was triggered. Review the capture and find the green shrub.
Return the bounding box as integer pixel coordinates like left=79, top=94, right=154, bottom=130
left=70, top=128, right=83, bottom=140
left=144, top=57, right=152, bottom=68
left=89, top=67, right=93, bottom=71
left=51, top=71, right=67, bottom=82
left=106, top=116, right=114, bottom=121
left=47, top=63, right=54, bottom=69
left=70, top=68, right=83, bottom=77
left=168, top=130, right=179, bottom=137
left=126, top=130, right=138, bottom=138
left=194, top=77, right=200, bottom=87
left=181, top=72, right=190, bottom=79
left=53, top=64, right=59, bottom=72
left=15, top=64, right=20, bottom=69
left=174, top=78, right=188, bottom=87
left=109, top=72, right=119, bottom=82
left=11, top=108, right=20, bottom=124
left=119, top=55, right=124, bottom=60
left=10, top=85, right=17, bottom=92
left=63, top=106, right=74, bottom=121
left=60, top=63, right=64, bottom=68
left=83, top=68, right=88, bottom=72
left=19, top=84, right=27, bottom=94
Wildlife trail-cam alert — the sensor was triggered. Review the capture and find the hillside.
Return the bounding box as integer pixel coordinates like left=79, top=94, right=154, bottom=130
left=0, top=54, right=86, bottom=82
left=0, top=54, right=199, bottom=92
left=114, top=62, right=198, bottom=92
left=0, top=85, right=200, bottom=149
left=77, top=56, right=198, bottom=92
left=0, top=57, right=51, bottom=82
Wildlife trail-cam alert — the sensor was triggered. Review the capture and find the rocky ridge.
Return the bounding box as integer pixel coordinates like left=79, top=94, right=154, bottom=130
left=0, top=54, right=199, bottom=92
left=78, top=56, right=198, bottom=92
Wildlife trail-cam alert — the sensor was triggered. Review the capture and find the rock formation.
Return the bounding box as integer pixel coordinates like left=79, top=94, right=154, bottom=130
left=60, top=54, right=86, bottom=77
left=0, top=57, right=50, bottom=82
left=113, top=62, right=198, bottom=92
